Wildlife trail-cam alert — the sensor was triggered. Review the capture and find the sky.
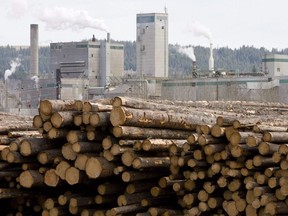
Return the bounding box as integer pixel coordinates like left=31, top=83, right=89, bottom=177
left=1, top=0, right=288, bottom=50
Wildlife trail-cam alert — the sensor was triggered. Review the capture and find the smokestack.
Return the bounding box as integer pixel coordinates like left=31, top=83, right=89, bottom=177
left=30, top=24, right=39, bottom=77
left=100, top=33, right=111, bottom=87
left=209, top=43, right=214, bottom=72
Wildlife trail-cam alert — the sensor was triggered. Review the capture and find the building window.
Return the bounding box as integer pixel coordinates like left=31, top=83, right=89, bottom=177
left=162, top=26, right=164, bottom=29
left=141, top=45, right=145, bottom=51
left=277, top=68, right=280, bottom=72
left=91, top=54, right=94, bottom=57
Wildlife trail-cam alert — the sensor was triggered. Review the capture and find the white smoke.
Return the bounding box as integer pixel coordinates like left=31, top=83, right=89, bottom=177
left=178, top=46, right=196, bottom=61
left=31, top=75, right=39, bottom=91
left=4, top=58, right=21, bottom=80
left=188, top=21, right=213, bottom=43
left=7, top=0, right=28, bottom=18
left=38, top=7, right=109, bottom=32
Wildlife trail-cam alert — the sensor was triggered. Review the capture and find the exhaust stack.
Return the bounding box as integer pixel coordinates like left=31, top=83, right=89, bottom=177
left=209, top=43, right=214, bottom=72
left=30, top=24, right=39, bottom=77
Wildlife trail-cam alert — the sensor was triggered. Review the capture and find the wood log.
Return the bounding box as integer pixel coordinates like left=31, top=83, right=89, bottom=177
left=126, top=181, right=157, bottom=194
left=48, top=128, right=69, bottom=139
left=38, top=149, right=62, bottom=164
left=198, top=134, right=225, bottom=146
left=113, top=126, right=192, bottom=139
left=258, top=142, right=281, bottom=155
left=62, top=143, right=77, bottom=161
left=73, top=114, right=82, bottom=127
left=8, top=130, right=41, bottom=138
left=229, top=131, right=258, bottom=146
left=142, top=139, right=186, bottom=152
left=85, top=156, right=116, bottom=179
left=246, top=135, right=262, bottom=147
left=51, top=111, right=80, bottom=128
left=33, top=115, right=43, bottom=129
left=82, top=101, right=112, bottom=112
left=39, top=99, right=82, bottom=116
left=101, top=136, right=118, bottom=150
left=253, top=124, right=288, bottom=133
left=110, top=106, right=202, bottom=130
left=117, top=192, right=152, bottom=206
left=211, top=125, right=226, bottom=137
left=132, top=156, right=170, bottom=169
left=56, top=161, right=71, bottom=180
left=43, top=170, right=61, bottom=188
left=264, top=201, right=288, bottom=215
left=69, top=196, right=95, bottom=207
left=98, top=182, right=125, bottom=195
left=89, top=112, right=111, bottom=127
left=107, top=203, right=146, bottom=216
left=0, top=121, right=34, bottom=133
left=19, top=170, right=44, bottom=188
left=65, top=166, right=86, bottom=185
left=121, top=170, right=168, bottom=182
left=19, top=137, right=61, bottom=156
left=43, top=121, right=53, bottom=132
left=262, top=131, right=288, bottom=143
left=110, top=144, right=131, bottom=156
left=71, top=141, right=103, bottom=154
left=67, top=130, right=88, bottom=144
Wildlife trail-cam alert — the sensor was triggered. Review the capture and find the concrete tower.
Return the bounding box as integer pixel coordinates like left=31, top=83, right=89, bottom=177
left=136, top=13, right=168, bottom=78
left=30, top=24, right=39, bottom=77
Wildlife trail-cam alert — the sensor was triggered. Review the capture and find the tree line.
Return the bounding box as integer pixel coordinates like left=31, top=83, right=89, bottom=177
left=0, top=42, right=287, bottom=80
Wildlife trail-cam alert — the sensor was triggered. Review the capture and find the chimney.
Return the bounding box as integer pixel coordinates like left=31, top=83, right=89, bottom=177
left=30, top=24, right=39, bottom=77
left=107, top=32, right=110, bottom=42
left=209, top=43, right=214, bottom=72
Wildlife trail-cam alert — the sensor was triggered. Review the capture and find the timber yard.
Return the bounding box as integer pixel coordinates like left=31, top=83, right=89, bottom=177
left=1, top=9, right=288, bottom=216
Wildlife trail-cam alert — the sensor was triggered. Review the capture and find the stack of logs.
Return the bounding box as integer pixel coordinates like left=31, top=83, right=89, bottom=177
left=1, top=97, right=288, bottom=215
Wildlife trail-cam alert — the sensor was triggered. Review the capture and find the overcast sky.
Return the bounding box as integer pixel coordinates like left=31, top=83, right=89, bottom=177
left=1, top=0, right=288, bottom=50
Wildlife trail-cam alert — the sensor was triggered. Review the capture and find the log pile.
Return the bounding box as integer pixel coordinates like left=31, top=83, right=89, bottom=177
left=0, top=97, right=288, bottom=215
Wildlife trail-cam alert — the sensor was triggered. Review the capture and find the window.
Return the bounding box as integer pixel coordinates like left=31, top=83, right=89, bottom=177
left=277, top=67, right=280, bottom=72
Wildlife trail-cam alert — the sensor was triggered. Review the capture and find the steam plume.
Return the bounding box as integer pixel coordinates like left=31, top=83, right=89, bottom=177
left=188, top=21, right=213, bottom=42
left=178, top=46, right=196, bottom=61
left=39, top=7, right=109, bottom=32
left=5, top=58, right=21, bottom=80
left=7, top=0, right=28, bottom=18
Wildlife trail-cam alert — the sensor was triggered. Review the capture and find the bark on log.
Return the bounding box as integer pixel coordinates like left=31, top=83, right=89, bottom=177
left=262, top=131, right=288, bottom=143
left=142, top=139, right=186, bottom=152
left=44, top=169, right=61, bottom=187
left=39, top=100, right=82, bottom=116
left=38, top=149, right=62, bottom=164
left=82, top=101, right=112, bottom=112
left=113, top=126, right=192, bottom=139
left=110, top=106, right=202, bottom=130
left=132, top=156, right=170, bottom=169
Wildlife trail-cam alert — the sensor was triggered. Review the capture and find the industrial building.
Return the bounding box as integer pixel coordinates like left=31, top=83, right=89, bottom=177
left=262, top=54, right=288, bottom=76
left=136, top=12, right=168, bottom=78
left=50, top=33, right=124, bottom=100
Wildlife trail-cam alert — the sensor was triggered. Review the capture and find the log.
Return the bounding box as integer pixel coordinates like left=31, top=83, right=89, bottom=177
left=258, top=142, right=281, bottom=155
left=48, top=128, right=69, bottom=139
left=262, top=131, right=288, bottom=143
left=39, top=99, right=82, bottom=116
left=62, top=143, right=77, bottom=161
left=89, top=112, right=111, bottom=127
left=65, top=166, right=86, bottom=185
left=198, top=134, right=225, bottom=146
left=117, top=192, right=152, bottom=206
left=101, top=136, right=118, bottom=150
left=44, top=169, right=61, bottom=187
left=85, top=156, right=116, bottom=179
left=51, top=111, right=80, bottom=128
left=33, top=115, right=43, bottom=129
left=82, top=101, right=112, bottom=112
left=8, top=130, right=41, bottom=138
left=253, top=124, right=288, bottom=133
left=20, top=137, right=61, bottom=156
left=113, top=126, right=192, bottom=139
left=142, top=139, right=186, bottom=152
left=56, top=160, right=71, bottom=180
left=132, top=156, right=170, bottom=169
left=126, top=181, right=156, bottom=194
left=38, top=149, right=62, bottom=164
left=67, top=130, right=88, bottom=144
left=43, top=121, right=53, bottom=132
left=72, top=141, right=103, bottom=154
left=121, top=170, right=168, bottom=182
left=19, top=170, right=44, bottom=188
left=110, top=106, right=201, bottom=130
left=98, top=182, right=125, bottom=195
left=107, top=203, right=146, bottom=216
left=211, top=125, right=226, bottom=137
left=0, top=121, right=34, bottom=133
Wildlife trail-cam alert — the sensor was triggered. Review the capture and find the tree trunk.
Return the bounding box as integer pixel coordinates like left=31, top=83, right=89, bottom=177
left=39, top=99, right=82, bottom=116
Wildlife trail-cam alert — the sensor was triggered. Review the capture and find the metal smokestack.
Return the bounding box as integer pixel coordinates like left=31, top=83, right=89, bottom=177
left=100, top=33, right=111, bottom=87
left=30, top=24, right=39, bottom=77
left=209, top=43, right=214, bottom=72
